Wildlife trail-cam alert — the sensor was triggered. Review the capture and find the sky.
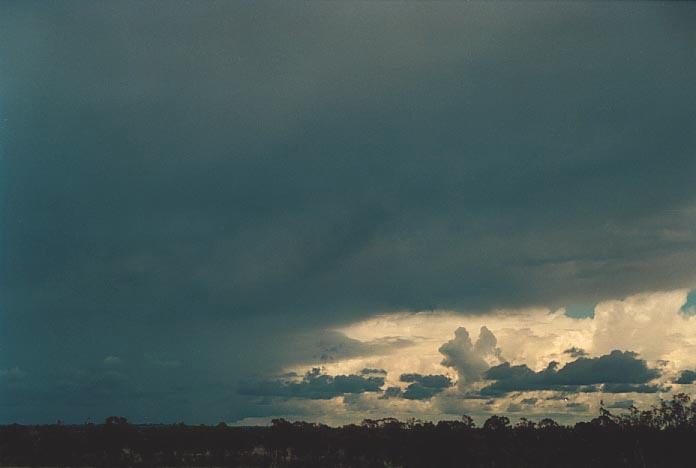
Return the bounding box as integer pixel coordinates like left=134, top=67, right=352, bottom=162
left=1, top=1, right=696, bottom=425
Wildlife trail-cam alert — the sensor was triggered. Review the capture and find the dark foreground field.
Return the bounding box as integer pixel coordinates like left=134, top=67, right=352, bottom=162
left=4, top=394, right=696, bottom=467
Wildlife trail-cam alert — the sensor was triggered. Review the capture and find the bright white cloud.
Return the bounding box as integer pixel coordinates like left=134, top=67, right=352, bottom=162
left=266, top=288, right=695, bottom=425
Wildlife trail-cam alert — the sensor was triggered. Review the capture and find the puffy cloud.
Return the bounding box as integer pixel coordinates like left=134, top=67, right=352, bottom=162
left=439, top=327, right=501, bottom=387
left=339, top=307, right=597, bottom=383
left=238, top=368, right=385, bottom=400
left=400, top=373, right=452, bottom=388
left=675, top=370, right=696, bottom=384
left=379, top=387, right=403, bottom=399
left=481, top=350, right=659, bottom=395
left=265, top=289, right=695, bottom=425
left=591, top=291, right=696, bottom=364
left=403, top=384, right=447, bottom=401
left=551, top=350, right=658, bottom=385
left=398, top=373, right=453, bottom=401
left=485, top=363, right=536, bottom=382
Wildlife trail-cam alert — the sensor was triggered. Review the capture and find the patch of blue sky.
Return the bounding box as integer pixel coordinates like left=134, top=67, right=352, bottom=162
left=564, top=304, right=595, bottom=319
left=681, top=289, right=696, bottom=315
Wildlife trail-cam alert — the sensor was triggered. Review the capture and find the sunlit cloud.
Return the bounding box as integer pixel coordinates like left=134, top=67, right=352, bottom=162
left=247, top=289, right=696, bottom=424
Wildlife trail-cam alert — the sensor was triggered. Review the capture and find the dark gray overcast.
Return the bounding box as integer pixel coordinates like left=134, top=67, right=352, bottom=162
left=1, top=1, right=695, bottom=423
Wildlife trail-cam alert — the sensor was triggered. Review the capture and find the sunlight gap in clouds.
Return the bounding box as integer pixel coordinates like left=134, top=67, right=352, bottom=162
left=253, top=288, right=696, bottom=425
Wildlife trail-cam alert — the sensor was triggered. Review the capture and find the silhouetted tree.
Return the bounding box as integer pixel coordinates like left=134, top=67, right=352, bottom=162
left=483, top=415, right=510, bottom=431
left=6, top=396, right=696, bottom=467
left=461, top=414, right=476, bottom=429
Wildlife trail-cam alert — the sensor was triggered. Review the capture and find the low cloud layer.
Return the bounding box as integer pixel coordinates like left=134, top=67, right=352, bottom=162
left=400, top=374, right=453, bottom=400
left=481, top=351, right=660, bottom=396
left=675, top=370, right=696, bottom=385
left=238, top=368, right=385, bottom=400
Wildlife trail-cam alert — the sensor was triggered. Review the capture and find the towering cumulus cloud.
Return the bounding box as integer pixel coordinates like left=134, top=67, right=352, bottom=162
left=439, top=327, right=502, bottom=387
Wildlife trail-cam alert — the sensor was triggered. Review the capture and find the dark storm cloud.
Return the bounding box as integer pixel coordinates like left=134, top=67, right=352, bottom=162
left=0, top=362, right=192, bottom=424
left=403, top=384, right=448, bottom=401
left=1, top=1, right=695, bottom=422
left=238, top=368, right=384, bottom=400
left=481, top=351, right=659, bottom=396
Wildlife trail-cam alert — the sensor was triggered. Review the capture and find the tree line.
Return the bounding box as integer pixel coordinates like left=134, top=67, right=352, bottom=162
left=3, top=394, right=696, bottom=467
